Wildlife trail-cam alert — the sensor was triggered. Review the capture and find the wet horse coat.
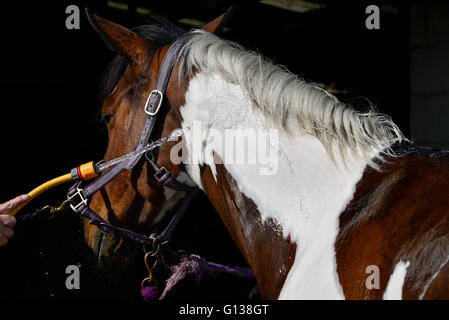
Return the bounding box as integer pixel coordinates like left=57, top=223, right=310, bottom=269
left=336, top=145, right=449, bottom=299
left=86, top=10, right=449, bottom=299
left=178, top=65, right=449, bottom=299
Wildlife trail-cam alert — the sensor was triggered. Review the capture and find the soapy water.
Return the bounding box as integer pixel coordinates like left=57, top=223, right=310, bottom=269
left=96, top=128, right=185, bottom=172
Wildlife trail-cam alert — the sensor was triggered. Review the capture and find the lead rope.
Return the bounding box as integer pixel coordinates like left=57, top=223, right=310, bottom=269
left=140, top=155, right=256, bottom=300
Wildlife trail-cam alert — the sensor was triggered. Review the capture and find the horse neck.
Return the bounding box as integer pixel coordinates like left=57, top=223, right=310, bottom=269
left=179, top=72, right=371, bottom=298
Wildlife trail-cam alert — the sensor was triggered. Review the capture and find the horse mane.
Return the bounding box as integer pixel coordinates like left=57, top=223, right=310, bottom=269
left=179, top=30, right=405, bottom=163
left=99, top=15, right=186, bottom=102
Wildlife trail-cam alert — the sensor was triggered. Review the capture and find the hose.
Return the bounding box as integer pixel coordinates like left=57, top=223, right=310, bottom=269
left=8, top=162, right=98, bottom=217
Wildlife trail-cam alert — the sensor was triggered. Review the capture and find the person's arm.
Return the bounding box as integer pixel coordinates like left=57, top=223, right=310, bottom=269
left=0, top=195, right=28, bottom=246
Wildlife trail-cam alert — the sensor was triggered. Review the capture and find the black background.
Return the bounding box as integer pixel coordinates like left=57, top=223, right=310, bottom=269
left=0, top=0, right=409, bottom=301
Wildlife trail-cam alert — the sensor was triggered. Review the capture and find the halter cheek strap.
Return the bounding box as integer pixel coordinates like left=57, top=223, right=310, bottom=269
left=67, top=35, right=197, bottom=246
left=126, top=37, right=188, bottom=171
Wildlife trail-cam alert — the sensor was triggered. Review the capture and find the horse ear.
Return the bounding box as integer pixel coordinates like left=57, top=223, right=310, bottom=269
left=85, top=8, right=151, bottom=66
left=202, top=5, right=236, bottom=35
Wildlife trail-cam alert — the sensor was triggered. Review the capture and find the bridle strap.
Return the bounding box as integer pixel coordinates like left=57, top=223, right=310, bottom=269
left=125, top=37, right=188, bottom=170
left=68, top=168, right=197, bottom=246
left=67, top=35, right=197, bottom=246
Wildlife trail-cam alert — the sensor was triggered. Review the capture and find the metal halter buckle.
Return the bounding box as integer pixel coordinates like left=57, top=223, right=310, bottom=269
left=154, top=167, right=169, bottom=183
left=144, top=90, right=163, bottom=116
left=67, top=187, right=89, bottom=212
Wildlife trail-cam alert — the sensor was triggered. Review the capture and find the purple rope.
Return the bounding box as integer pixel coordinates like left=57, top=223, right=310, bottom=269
left=155, top=254, right=255, bottom=300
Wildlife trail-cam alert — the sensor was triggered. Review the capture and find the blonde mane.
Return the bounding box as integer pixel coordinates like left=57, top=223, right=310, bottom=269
left=179, top=30, right=404, bottom=163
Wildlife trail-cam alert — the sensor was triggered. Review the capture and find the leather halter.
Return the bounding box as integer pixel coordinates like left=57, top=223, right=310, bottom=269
left=67, top=35, right=198, bottom=247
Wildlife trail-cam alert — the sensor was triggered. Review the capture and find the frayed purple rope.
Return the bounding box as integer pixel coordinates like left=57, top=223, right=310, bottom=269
left=158, top=254, right=254, bottom=300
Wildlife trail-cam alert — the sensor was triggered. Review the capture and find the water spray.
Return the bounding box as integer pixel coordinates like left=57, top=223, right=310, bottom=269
left=8, top=129, right=184, bottom=216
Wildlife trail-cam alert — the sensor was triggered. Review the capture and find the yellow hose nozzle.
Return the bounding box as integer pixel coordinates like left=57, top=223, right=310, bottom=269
left=8, top=161, right=99, bottom=217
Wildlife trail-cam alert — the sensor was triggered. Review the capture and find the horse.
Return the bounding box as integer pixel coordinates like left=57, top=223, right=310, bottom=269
left=84, top=9, right=449, bottom=299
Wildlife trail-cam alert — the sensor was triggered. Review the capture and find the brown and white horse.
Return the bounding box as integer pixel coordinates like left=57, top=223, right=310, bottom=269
left=85, top=10, right=449, bottom=299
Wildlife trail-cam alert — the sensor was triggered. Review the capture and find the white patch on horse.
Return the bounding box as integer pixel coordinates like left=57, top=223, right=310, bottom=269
left=383, top=260, right=410, bottom=300
left=177, top=31, right=400, bottom=299
left=180, top=73, right=375, bottom=299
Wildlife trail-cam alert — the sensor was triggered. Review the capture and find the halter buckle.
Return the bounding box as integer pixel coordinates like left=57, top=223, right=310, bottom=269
left=154, top=167, right=170, bottom=183
left=144, top=90, right=163, bottom=116
left=67, top=187, right=89, bottom=212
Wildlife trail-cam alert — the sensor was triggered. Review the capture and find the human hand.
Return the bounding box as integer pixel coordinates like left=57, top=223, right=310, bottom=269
left=0, top=195, right=29, bottom=246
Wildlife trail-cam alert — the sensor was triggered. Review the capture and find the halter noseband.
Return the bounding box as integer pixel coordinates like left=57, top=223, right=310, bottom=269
left=67, top=35, right=197, bottom=247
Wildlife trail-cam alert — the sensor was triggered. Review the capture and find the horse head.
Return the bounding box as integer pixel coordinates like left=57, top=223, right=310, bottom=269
left=85, top=8, right=231, bottom=265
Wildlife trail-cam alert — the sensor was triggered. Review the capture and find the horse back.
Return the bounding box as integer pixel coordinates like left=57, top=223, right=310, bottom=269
left=336, top=145, right=449, bottom=299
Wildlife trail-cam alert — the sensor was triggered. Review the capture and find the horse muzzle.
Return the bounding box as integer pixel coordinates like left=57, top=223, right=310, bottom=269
left=90, top=226, right=122, bottom=265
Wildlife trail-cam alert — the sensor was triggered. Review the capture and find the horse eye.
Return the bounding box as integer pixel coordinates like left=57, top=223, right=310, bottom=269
left=100, top=114, right=114, bottom=125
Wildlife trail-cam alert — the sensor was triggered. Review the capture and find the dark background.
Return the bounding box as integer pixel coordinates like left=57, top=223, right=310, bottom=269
left=0, top=0, right=439, bottom=300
